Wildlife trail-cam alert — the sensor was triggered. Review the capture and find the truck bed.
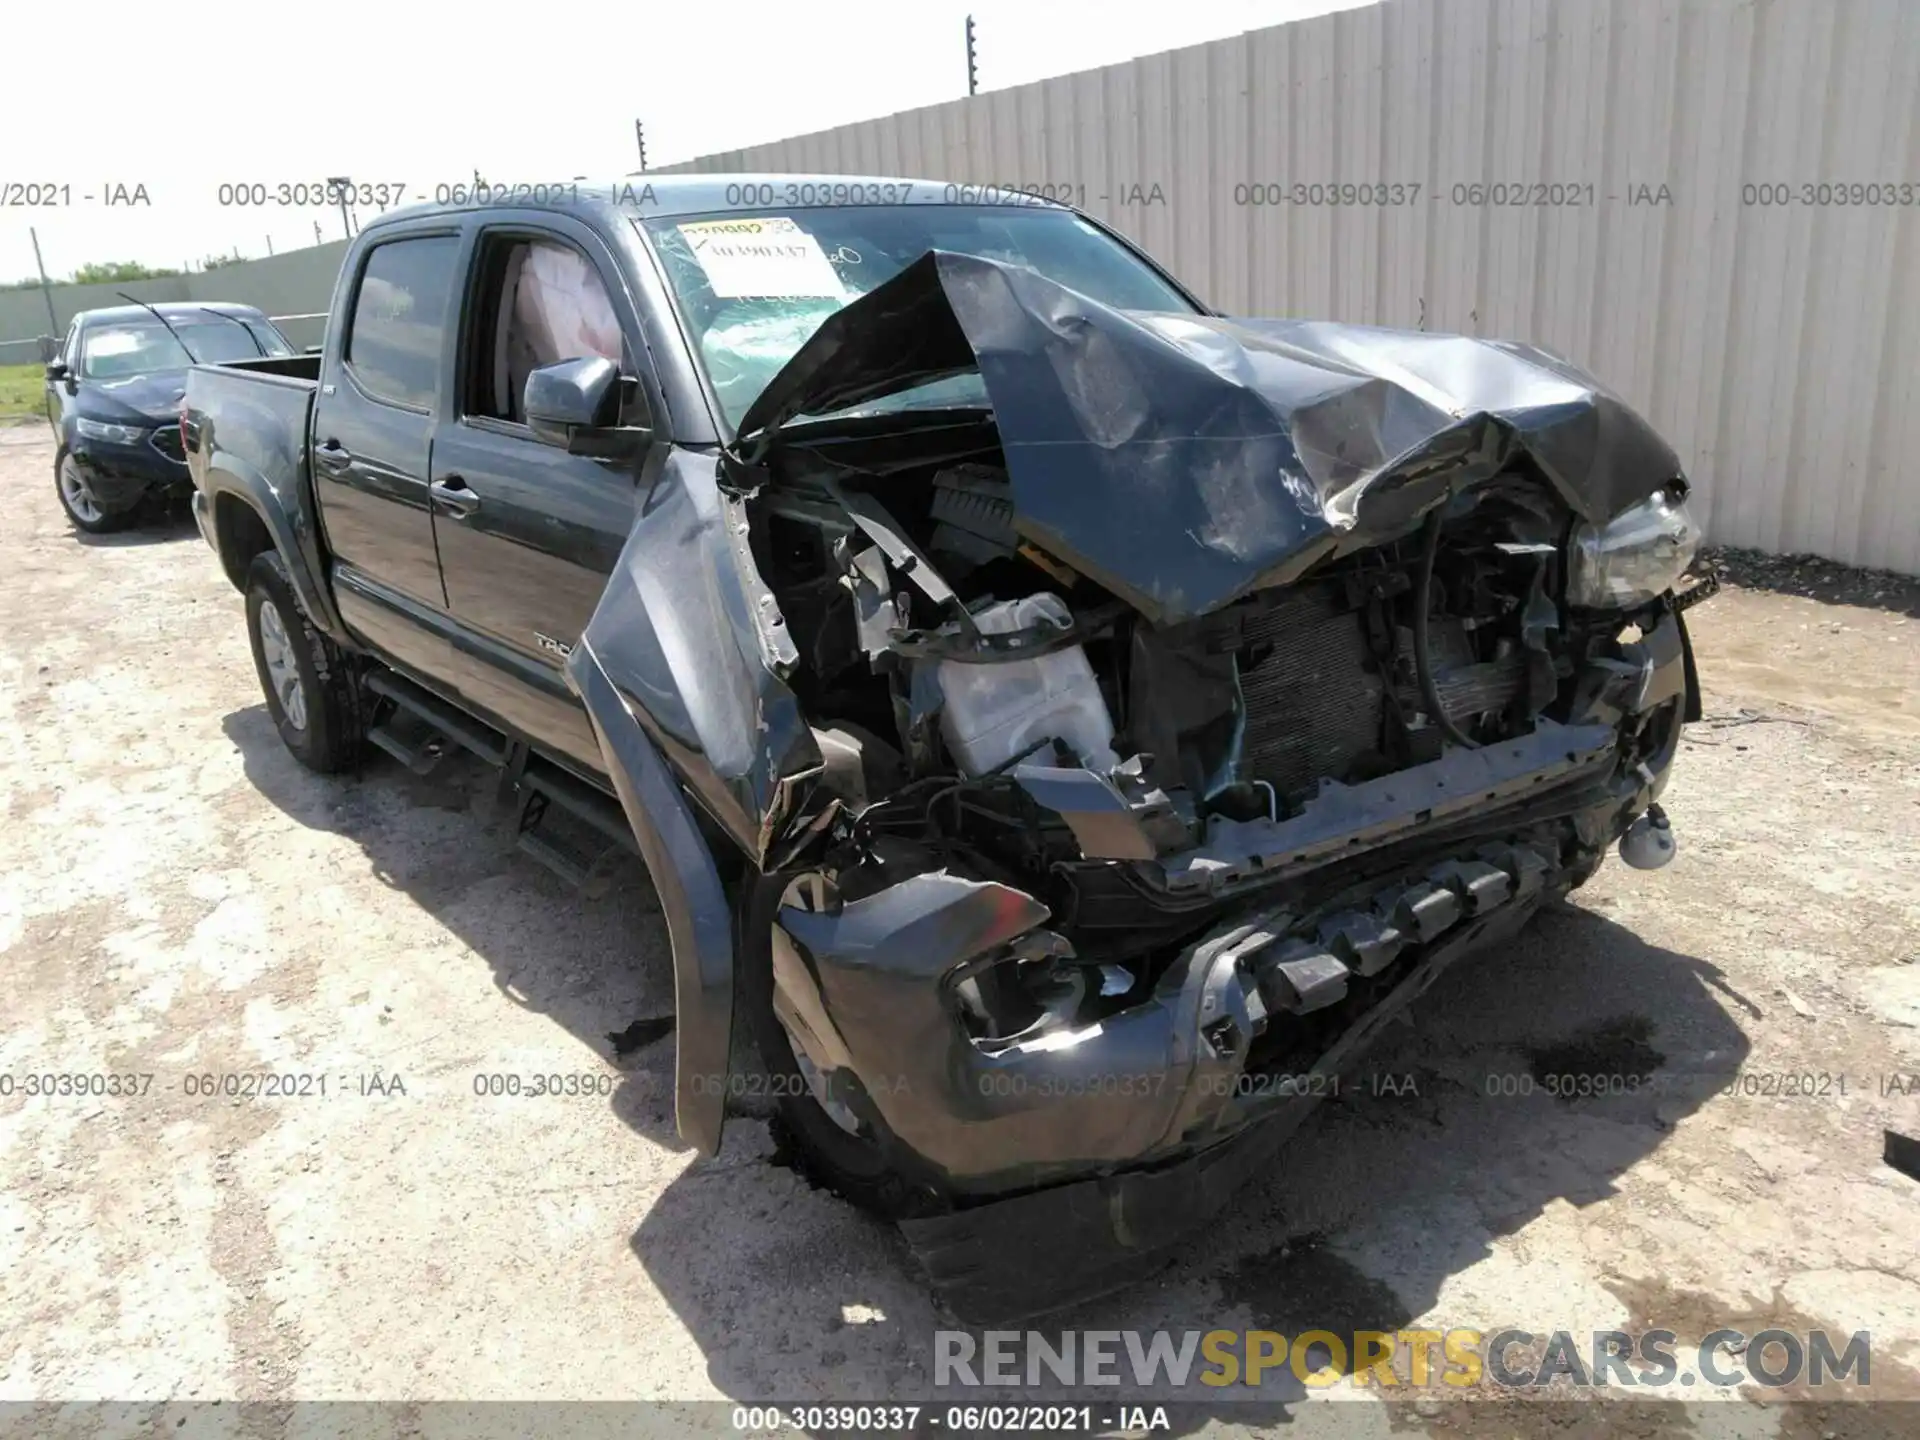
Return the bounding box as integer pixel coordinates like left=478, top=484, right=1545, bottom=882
left=181, top=357, right=319, bottom=504
left=215, top=353, right=324, bottom=382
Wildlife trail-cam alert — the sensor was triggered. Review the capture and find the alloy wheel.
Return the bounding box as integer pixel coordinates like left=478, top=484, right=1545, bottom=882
left=58, top=458, right=103, bottom=525
left=256, top=599, right=309, bottom=731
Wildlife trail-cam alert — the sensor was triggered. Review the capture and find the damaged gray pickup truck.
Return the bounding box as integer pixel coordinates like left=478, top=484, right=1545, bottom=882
left=183, top=176, right=1710, bottom=1319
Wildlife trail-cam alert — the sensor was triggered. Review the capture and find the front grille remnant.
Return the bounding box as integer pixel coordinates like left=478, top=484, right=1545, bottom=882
left=1226, top=841, right=1555, bottom=1032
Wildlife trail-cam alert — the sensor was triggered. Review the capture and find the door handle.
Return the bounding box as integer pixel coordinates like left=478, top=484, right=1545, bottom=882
left=313, top=440, right=353, bottom=474
left=428, top=475, right=479, bottom=518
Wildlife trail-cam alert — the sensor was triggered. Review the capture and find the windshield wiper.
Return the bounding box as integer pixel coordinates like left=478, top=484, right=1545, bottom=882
left=115, top=292, right=201, bottom=364
left=195, top=307, right=268, bottom=358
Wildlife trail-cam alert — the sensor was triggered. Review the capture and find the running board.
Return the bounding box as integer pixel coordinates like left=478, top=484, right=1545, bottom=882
left=512, top=774, right=635, bottom=897
left=363, top=666, right=639, bottom=895
left=364, top=669, right=508, bottom=766
left=366, top=708, right=449, bottom=776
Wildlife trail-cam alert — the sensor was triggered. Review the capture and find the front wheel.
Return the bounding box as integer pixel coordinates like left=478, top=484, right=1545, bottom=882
left=244, top=551, right=365, bottom=772
left=55, top=452, right=139, bottom=535
left=738, top=871, right=948, bottom=1220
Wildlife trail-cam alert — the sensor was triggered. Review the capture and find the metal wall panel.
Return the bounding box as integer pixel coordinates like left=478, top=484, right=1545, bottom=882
left=670, top=0, right=1920, bottom=573
left=0, top=240, right=350, bottom=358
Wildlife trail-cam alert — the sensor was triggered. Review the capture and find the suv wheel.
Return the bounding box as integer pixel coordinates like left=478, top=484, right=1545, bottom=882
left=244, top=551, right=364, bottom=772
left=55, top=452, right=138, bottom=535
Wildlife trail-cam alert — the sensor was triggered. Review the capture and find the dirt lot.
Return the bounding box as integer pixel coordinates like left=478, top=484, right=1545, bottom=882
left=1, top=425, right=1917, bottom=1433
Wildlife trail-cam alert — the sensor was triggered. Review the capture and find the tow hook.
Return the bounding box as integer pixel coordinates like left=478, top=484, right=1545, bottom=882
left=1619, top=802, right=1677, bottom=870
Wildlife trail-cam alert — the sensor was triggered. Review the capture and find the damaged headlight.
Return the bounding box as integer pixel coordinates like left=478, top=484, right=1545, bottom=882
left=1567, top=485, right=1701, bottom=608
left=951, top=930, right=1134, bottom=1048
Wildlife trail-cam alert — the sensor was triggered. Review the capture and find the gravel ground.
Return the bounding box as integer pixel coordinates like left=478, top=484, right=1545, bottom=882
left=1, top=426, right=1917, bottom=1434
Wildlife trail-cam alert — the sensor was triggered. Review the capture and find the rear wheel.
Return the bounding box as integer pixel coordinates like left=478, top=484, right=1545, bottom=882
left=55, top=452, right=139, bottom=535
left=244, top=551, right=365, bottom=772
left=738, top=871, right=947, bottom=1220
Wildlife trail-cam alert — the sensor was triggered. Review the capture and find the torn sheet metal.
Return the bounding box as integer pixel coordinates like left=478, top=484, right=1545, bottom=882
left=773, top=869, right=1252, bottom=1191
left=572, top=446, right=820, bottom=860
left=736, top=250, right=1683, bottom=625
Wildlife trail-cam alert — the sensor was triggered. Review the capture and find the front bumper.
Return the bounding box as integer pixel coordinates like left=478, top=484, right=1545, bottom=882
left=69, top=432, right=190, bottom=510
left=900, top=899, right=1540, bottom=1321
left=768, top=609, right=1693, bottom=1315
left=778, top=819, right=1592, bottom=1196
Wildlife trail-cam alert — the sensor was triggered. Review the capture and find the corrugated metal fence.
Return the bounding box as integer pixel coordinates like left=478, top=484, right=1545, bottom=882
left=673, top=0, right=1920, bottom=574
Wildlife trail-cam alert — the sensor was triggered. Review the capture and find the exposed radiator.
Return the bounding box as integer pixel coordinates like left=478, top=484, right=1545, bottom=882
left=1233, top=585, right=1533, bottom=802
left=1235, top=586, right=1385, bottom=802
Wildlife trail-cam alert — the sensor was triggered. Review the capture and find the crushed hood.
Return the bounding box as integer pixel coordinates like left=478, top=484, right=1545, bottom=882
left=736, top=250, right=1684, bottom=625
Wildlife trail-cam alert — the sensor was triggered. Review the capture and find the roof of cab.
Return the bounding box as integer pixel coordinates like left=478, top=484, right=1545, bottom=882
left=363, top=172, right=1065, bottom=231
left=74, top=301, right=272, bottom=325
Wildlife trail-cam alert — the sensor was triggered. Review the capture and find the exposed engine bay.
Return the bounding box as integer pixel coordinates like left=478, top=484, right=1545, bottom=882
left=746, top=421, right=1694, bottom=1174
left=646, top=247, right=1707, bottom=1318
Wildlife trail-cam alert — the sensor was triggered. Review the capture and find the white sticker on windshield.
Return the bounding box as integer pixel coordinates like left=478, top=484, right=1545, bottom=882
left=676, top=217, right=848, bottom=300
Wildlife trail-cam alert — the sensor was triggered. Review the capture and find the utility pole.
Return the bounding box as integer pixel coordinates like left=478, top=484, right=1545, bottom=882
left=29, top=227, right=59, bottom=336
left=266, top=234, right=274, bottom=256
left=634, top=120, right=648, bottom=172
left=314, top=220, right=323, bottom=246
left=328, top=176, right=353, bottom=239
left=966, top=15, right=979, bottom=95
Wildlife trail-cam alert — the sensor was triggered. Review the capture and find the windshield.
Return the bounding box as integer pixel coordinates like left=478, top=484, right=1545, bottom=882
left=639, top=204, right=1197, bottom=432
left=79, top=317, right=294, bottom=378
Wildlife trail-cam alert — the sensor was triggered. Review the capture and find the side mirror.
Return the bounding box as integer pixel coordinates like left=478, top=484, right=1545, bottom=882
left=303, top=343, right=323, bottom=356
left=45, top=360, right=70, bottom=383
left=524, top=357, right=649, bottom=459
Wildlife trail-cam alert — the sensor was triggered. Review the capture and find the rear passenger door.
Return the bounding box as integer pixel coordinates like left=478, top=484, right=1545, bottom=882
left=427, top=216, right=658, bottom=776
left=312, top=227, right=462, bottom=681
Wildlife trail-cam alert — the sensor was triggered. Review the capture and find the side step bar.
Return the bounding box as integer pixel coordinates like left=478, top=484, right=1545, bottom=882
left=362, top=667, right=637, bottom=893
left=365, top=707, right=450, bottom=776
left=365, top=669, right=508, bottom=767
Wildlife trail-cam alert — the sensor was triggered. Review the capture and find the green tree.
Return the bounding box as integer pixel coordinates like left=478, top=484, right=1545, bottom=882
left=69, top=260, right=184, bottom=284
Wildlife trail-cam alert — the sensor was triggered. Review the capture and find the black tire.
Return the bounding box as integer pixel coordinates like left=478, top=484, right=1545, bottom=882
left=737, top=871, right=948, bottom=1221
left=54, top=450, right=140, bottom=535
left=244, top=551, right=365, bottom=773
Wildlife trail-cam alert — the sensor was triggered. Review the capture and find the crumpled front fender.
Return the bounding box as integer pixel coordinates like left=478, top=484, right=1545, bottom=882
left=563, top=449, right=827, bottom=1154
left=575, top=448, right=820, bottom=862
left=567, top=638, right=734, bottom=1155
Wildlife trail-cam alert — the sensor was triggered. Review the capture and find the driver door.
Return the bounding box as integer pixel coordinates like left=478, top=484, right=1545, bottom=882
left=428, top=216, right=658, bottom=775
